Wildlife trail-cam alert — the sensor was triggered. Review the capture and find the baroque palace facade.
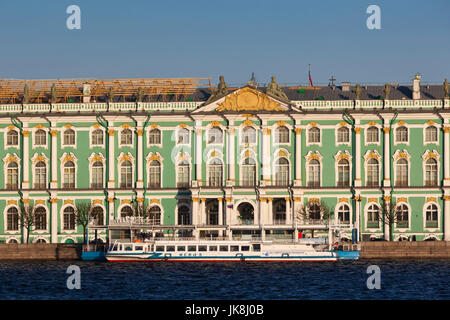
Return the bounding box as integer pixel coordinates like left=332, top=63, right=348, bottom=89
left=0, top=74, right=450, bottom=243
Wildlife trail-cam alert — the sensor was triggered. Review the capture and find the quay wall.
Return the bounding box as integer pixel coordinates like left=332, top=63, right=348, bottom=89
left=360, top=241, right=450, bottom=259
left=0, top=244, right=82, bottom=260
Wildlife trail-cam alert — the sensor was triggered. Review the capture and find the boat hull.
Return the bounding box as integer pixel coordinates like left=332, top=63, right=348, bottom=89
left=105, top=254, right=338, bottom=262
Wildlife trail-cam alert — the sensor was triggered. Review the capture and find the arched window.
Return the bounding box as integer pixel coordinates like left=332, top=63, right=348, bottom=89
left=395, top=158, right=408, bottom=187
left=237, top=203, right=254, bottom=225
left=307, top=159, right=320, bottom=187
left=91, top=161, right=103, bottom=188
left=120, top=206, right=133, bottom=218
left=177, top=160, right=190, bottom=188
left=308, top=203, right=321, bottom=221
left=120, top=160, right=133, bottom=188
left=336, top=204, right=350, bottom=224
left=63, top=161, right=75, bottom=188
left=366, top=126, right=379, bottom=143
left=425, top=126, right=438, bottom=143
left=241, top=157, right=256, bottom=186
left=91, top=206, right=104, bottom=226
left=206, top=200, right=219, bottom=225
left=274, top=157, right=289, bottom=186
left=6, top=131, right=18, bottom=146
left=337, top=159, right=350, bottom=187
left=337, top=127, right=349, bottom=143
left=177, top=128, right=190, bottom=145
left=273, top=199, right=286, bottom=224
left=425, top=158, right=438, bottom=186
left=149, top=160, right=161, bottom=188
left=208, top=158, right=223, bottom=187
left=91, top=129, right=103, bottom=145
left=34, top=207, right=47, bottom=230
left=396, top=204, right=409, bottom=228
left=366, top=158, right=379, bottom=187
left=121, top=129, right=132, bottom=145
left=208, top=127, right=223, bottom=144
left=148, top=129, right=161, bottom=145
left=367, top=204, right=380, bottom=228
left=241, top=126, right=256, bottom=144
left=63, top=207, right=76, bottom=230
left=6, top=207, right=19, bottom=231
left=148, top=206, right=161, bottom=225
left=35, top=129, right=46, bottom=146
left=178, top=206, right=190, bottom=225
left=308, top=127, right=320, bottom=143
left=34, top=161, right=46, bottom=189
left=425, top=204, right=438, bottom=228
left=64, top=129, right=75, bottom=145
left=275, top=126, right=289, bottom=144
left=7, top=162, right=19, bottom=190
left=396, top=126, right=408, bottom=143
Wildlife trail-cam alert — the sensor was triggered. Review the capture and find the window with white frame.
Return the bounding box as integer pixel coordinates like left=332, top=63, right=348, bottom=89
left=425, top=158, right=438, bottom=186
left=367, top=204, right=380, bottom=228
left=120, top=161, right=133, bottom=188
left=6, top=131, right=18, bottom=146
left=425, top=203, right=438, bottom=228
left=395, top=126, right=408, bottom=143
left=396, top=204, right=409, bottom=228
left=92, top=206, right=104, bottom=226
left=91, top=129, right=103, bottom=146
left=63, top=161, right=75, bottom=188
left=366, top=126, right=379, bottom=143
left=63, top=207, right=76, bottom=230
left=366, top=158, right=379, bottom=187
left=177, top=160, right=190, bottom=187
left=241, top=157, right=256, bottom=186
left=395, top=158, right=408, bottom=187
left=34, top=207, right=47, bottom=230
left=6, top=207, right=19, bottom=231
left=337, top=159, right=350, bottom=187
left=337, top=204, right=350, bottom=224
left=241, top=126, right=256, bottom=144
left=178, top=205, right=191, bottom=225
left=148, top=160, right=161, bottom=188
left=35, top=130, right=46, bottom=146
left=208, top=127, right=223, bottom=144
left=208, top=158, right=223, bottom=187
left=91, top=161, right=103, bottom=188
left=177, top=128, right=190, bottom=145
left=34, top=161, right=46, bottom=189
left=308, top=203, right=321, bottom=221
left=6, top=162, right=19, bottom=189
left=149, top=206, right=161, bottom=225
left=337, top=127, right=349, bottom=143
left=307, top=159, right=320, bottom=187
left=63, top=129, right=75, bottom=146
left=275, top=126, right=289, bottom=144
left=149, top=129, right=161, bottom=145
left=121, top=129, right=133, bottom=145
left=120, top=206, right=133, bottom=218
left=274, top=157, right=289, bottom=186
left=308, top=127, right=320, bottom=143
left=425, top=126, right=438, bottom=143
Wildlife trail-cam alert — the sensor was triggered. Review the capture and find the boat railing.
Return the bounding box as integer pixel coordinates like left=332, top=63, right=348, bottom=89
left=110, top=217, right=161, bottom=226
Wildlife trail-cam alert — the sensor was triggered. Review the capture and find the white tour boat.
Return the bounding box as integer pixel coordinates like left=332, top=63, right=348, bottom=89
left=104, top=239, right=338, bottom=262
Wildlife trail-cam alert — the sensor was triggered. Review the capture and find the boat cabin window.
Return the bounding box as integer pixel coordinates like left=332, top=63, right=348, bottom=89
left=119, top=244, right=123, bottom=251
left=166, top=246, right=175, bottom=252
left=124, top=245, right=133, bottom=251
left=230, top=246, right=239, bottom=252
left=241, top=246, right=250, bottom=252
left=252, top=244, right=261, bottom=252
left=177, top=246, right=185, bottom=252
left=155, top=246, right=164, bottom=252
left=188, top=246, right=197, bottom=252
left=209, top=246, right=217, bottom=251
left=219, top=246, right=228, bottom=252
left=134, top=246, right=143, bottom=251
left=198, top=246, right=207, bottom=252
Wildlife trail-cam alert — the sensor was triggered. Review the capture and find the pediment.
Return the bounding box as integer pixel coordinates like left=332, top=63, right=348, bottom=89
left=192, top=86, right=294, bottom=113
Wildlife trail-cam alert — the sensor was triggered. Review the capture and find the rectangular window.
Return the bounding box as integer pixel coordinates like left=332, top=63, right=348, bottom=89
left=166, top=246, right=175, bottom=252
left=155, top=246, right=164, bottom=252
left=219, top=246, right=228, bottom=252
left=188, top=246, right=197, bottom=252
left=198, top=246, right=207, bottom=252
left=177, top=246, right=186, bottom=252
left=208, top=246, right=217, bottom=251
left=230, top=246, right=239, bottom=252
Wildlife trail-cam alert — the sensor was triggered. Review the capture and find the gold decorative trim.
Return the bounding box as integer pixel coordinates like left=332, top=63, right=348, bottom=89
left=426, top=120, right=435, bottom=126
left=338, top=198, right=349, bottom=203
left=293, top=197, right=301, bottom=202
left=136, top=129, right=144, bottom=136
left=121, top=199, right=131, bottom=205
left=136, top=198, right=144, bottom=203
left=150, top=199, right=160, bottom=204
left=107, top=198, right=115, bottom=203
left=309, top=122, right=317, bottom=127
left=367, top=198, right=378, bottom=203
left=22, top=130, right=30, bottom=137
left=34, top=124, right=44, bottom=129
left=7, top=125, right=15, bottom=131
left=383, top=196, right=391, bottom=202
left=150, top=123, right=159, bottom=129
left=368, top=121, right=377, bottom=126
left=354, top=127, right=362, bottom=134
left=426, top=197, right=437, bottom=203
left=7, top=200, right=17, bottom=206
left=263, top=128, right=271, bottom=135
left=179, top=123, right=187, bottom=128
left=50, top=130, right=58, bottom=137
left=210, top=121, right=221, bottom=127
left=90, top=155, right=104, bottom=164
left=92, top=123, right=101, bottom=129
left=276, top=121, right=287, bottom=126
left=443, top=127, right=450, bottom=133
left=22, top=199, right=30, bottom=204
left=64, top=124, right=73, bottom=129
left=216, top=87, right=283, bottom=112
left=107, top=129, right=115, bottom=135
left=92, top=199, right=103, bottom=205
left=64, top=200, right=74, bottom=205
left=383, top=127, right=390, bottom=134
left=49, top=198, right=58, bottom=204
left=225, top=198, right=232, bottom=202
left=397, top=120, right=406, bottom=126
left=397, top=197, right=408, bottom=203
left=294, top=128, right=303, bottom=135
left=121, top=123, right=131, bottom=128
left=443, top=196, right=450, bottom=201
left=278, top=150, right=287, bottom=157
left=309, top=198, right=320, bottom=203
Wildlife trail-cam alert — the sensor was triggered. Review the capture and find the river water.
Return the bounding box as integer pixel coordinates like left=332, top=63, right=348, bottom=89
left=0, top=260, right=448, bottom=300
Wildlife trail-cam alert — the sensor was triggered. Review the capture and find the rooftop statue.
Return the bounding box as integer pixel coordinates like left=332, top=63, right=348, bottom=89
left=444, top=78, right=449, bottom=98
left=383, top=83, right=391, bottom=100
left=355, top=84, right=362, bottom=100
left=51, top=84, right=57, bottom=103
left=23, top=84, right=29, bottom=104
left=247, top=72, right=257, bottom=88
left=206, top=75, right=228, bottom=103
left=266, top=76, right=289, bottom=101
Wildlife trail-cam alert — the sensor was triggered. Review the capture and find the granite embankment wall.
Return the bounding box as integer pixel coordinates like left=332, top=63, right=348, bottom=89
left=0, top=244, right=82, bottom=260
left=360, top=241, right=450, bottom=259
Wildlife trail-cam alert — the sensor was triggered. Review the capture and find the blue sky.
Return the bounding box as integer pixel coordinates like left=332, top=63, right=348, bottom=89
left=0, top=0, right=449, bottom=86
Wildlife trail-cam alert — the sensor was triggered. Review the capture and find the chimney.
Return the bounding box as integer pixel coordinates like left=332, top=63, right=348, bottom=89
left=413, top=74, right=421, bottom=99
left=342, top=82, right=350, bottom=92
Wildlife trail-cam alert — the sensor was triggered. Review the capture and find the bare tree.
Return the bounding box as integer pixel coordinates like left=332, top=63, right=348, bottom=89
left=18, top=201, right=35, bottom=244
left=75, top=202, right=93, bottom=244
left=295, top=200, right=331, bottom=238
left=380, top=198, right=400, bottom=241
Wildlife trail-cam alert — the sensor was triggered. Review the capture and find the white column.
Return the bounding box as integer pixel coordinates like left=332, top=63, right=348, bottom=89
left=383, top=127, right=391, bottom=187
left=50, top=197, right=58, bottom=243
left=354, top=127, right=362, bottom=187
left=200, top=198, right=206, bottom=225
left=227, top=129, right=235, bottom=185
left=294, top=128, right=302, bottom=186
left=108, top=196, right=115, bottom=221
left=261, top=127, right=271, bottom=186
left=22, top=129, right=30, bottom=189
left=50, top=129, right=58, bottom=189
left=218, top=198, right=223, bottom=226
left=108, top=129, right=115, bottom=188
left=192, top=199, right=199, bottom=225
left=285, top=197, right=291, bottom=225
left=444, top=196, right=450, bottom=241
left=355, top=195, right=361, bottom=241
left=136, top=127, right=144, bottom=189
left=267, top=198, right=273, bottom=225
left=195, top=128, right=202, bottom=186
left=383, top=196, right=390, bottom=240
left=254, top=200, right=260, bottom=226
left=444, top=127, right=450, bottom=187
